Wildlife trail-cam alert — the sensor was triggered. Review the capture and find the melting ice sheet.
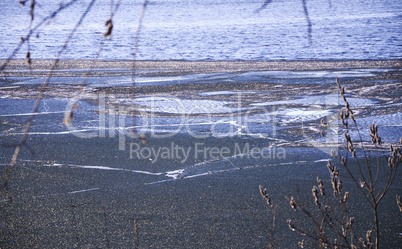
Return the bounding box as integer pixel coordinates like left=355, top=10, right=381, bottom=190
left=252, top=94, right=378, bottom=107
left=134, top=96, right=245, bottom=114
left=275, top=108, right=333, bottom=124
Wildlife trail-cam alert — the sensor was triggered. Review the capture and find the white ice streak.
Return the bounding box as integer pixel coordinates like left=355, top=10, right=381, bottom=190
left=165, top=169, right=185, bottom=179
left=68, top=188, right=99, bottom=194
left=67, top=164, right=164, bottom=176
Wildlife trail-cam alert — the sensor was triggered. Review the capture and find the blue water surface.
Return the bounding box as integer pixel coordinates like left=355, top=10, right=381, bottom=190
left=0, top=0, right=401, bottom=60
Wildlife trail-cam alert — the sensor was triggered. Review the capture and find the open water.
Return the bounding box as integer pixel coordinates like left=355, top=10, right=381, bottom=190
left=0, top=0, right=401, bottom=60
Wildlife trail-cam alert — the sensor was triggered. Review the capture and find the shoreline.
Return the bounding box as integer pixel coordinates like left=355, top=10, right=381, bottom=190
left=1, top=59, right=401, bottom=77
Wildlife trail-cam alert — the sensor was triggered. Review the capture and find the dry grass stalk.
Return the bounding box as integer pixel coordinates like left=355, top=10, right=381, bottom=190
left=130, top=0, right=149, bottom=139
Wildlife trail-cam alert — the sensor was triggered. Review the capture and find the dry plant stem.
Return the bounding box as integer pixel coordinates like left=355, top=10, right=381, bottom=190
left=254, top=0, right=273, bottom=13
left=0, top=0, right=97, bottom=199
left=301, top=0, right=312, bottom=45
left=290, top=190, right=332, bottom=246
left=261, top=174, right=356, bottom=247
left=300, top=199, right=348, bottom=247
left=270, top=206, right=276, bottom=249
left=336, top=78, right=400, bottom=249
left=130, top=0, right=149, bottom=135
left=25, top=0, right=35, bottom=67
left=397, top=195, right=402, bottom=212
left=266, top=205, right=277, bottom=248
left=317, top=200, right=351, bottom=247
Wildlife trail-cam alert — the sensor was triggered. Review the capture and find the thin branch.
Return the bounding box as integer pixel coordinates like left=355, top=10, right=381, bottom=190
left=130, top=0, right=149, bottom=135
left=255, top=0, right=273, bottom=13
left=301, top=0, right=312, bottom=45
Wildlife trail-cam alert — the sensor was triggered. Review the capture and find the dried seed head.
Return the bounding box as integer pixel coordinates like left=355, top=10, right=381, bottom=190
left=348, top=143, right=354, bottom=152
left=26, top=51, right=31, bottom=65
left=340, top=156, right=346, bottom=166
left=103, top=18, right=113, bottom=37
left=345, top=101, right=350, bottom=110
left=287, top=219, right=295, bottom=231
left=346, top=217, right=355, bottom=229
left=312, top=186, right=318, bottom=197
left=314, top=197, right=320, bottom=208
left=337, top=179, right=343, bottom=194
left=366, top=230, right=372, bottom=243
left=259, top=185, right=271, bottom=206
left=332, top=177, right=337, bottom=194
left=343, top=192, right=350, bottom=202
left=327, top=160, right=333, bottom=172
left=333, top=166, right=339, bottom=177
left=397, top=195, right=402, bottom=212
left=319, top=238, right=329, bottom=248
left=317, top=177, right=325, bottom=195
left=312, top=186, right=321, bottom=206
left=312, top=187, right=320, bottom=207
left=290, top=196, right=297, bottom=211
left=298, top=239, right=305, bottom=248
left=388, top=157, right=394, bottom=168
